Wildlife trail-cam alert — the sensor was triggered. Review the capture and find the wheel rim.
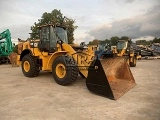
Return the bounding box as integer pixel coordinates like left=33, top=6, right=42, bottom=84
left=134, top=58, right=136, bottom=64
left=127, top=58, right=130, bottom=65
left=24, top=61, right=30, bottom=72
left=56, top=63, right=66, bottom=78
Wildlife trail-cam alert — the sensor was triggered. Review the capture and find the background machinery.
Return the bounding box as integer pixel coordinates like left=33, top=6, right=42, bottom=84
left=0, top=29, right=17, bottom=65
left=17, top=24, right=136, bottom=100
left=95, top=43, right=113, bottom=59
left=113, top=39, right=138, bottom=67
left=96, top=39, right=139, bottom=67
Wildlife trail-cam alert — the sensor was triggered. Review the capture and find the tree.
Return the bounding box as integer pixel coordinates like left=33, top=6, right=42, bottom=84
left=88, top=39, right=101, bottom=45
left=12, top=44, right=18, bottom=53
left=153, top=37, right=160, bottom=43
left=110, top=36, right=119, bottom=45
left=30, top=9, right=77, bottom=44
left=120, top=36, right=129, bottom=40
left=64, top=17, right=76, bottom=44
left=147, top=40, right=153, bottom=45
left=100, top=39, right=110, bottom=45
left=136, top=40, right=148, bottom=45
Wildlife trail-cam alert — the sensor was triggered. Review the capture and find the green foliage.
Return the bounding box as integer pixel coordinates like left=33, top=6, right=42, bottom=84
left=88, top=36, right=119, bottom=45
left=88, top=39, right=101, bottom=45
left=120, top=36, right=129, bottom=40
left=12, top=44, right=18, bottom=53
left=30, top=9, right=77, bottom=44
left=110, top=36, right=119, bottom=45
left=135, top=37, right=160, bottom=45
left=65, top=18, right=76, bottom=44
left=100, top=39, right=110, bottom=45
left=88, top=39, right=110, bottom=45
left=88, top=36, right=160, bottom=46
left=136, top=40, right=147, bottom=45
left=153, top=37, right=160, bottom=43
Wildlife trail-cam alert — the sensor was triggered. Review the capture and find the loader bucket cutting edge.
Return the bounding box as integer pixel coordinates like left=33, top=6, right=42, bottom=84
left=86, top=57, right=136, bottom=100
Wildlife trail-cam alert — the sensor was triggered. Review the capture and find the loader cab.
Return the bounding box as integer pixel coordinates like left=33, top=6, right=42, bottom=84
left=116, top=40, right=134, bottom=55
left=117, top=40, right=128, bottom=51
left=38, top=25, right=68, bottom=53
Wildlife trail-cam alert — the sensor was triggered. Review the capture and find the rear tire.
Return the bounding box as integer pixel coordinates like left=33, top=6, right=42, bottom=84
left=130, top=56, right=136, bottom=67
left=22, top=54, right=40, bottom=77
left=52, top=55, right=78, bottom=86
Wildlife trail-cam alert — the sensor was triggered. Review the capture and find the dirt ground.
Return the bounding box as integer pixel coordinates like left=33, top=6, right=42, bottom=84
left=0, top=59, right=160, bottom=120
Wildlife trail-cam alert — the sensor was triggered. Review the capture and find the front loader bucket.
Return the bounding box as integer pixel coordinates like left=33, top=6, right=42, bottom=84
left=86, top=57, right=136, bottom=100
left=8, top=52, right=18, bottom=67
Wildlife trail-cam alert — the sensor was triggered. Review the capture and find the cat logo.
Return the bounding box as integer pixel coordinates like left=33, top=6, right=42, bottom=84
left=30, top=42, right=38, bottom=48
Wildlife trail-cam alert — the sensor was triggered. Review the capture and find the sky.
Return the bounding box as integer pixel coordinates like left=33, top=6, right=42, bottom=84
left=0, top=0, right=160, bottom=44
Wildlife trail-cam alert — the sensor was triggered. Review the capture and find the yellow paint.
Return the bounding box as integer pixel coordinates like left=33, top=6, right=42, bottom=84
left=55, top=63, right=66, bottom=78
left=23, top=61, right=30, bottom=72
left=17, top=40, right=96, bottom=78
left=16, top=55, right=21, bottom=66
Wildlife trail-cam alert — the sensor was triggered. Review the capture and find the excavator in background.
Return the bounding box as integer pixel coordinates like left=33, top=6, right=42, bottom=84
left=0, top=29, right=17, bottom=66
left=17, top=23, right=136, bottom=100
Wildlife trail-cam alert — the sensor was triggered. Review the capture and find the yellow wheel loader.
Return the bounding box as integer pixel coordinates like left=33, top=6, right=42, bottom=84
left=17, top=24, right=136, bottom=100
left=112, top=39, right=138, bottom=67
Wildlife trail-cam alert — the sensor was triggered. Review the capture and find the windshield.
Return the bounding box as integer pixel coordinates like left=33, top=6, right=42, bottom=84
left=55, top=27, right=68, bottom=43
left=98, top=44, right=107, bottom=51
left=117, top=41, right=128, bottom=50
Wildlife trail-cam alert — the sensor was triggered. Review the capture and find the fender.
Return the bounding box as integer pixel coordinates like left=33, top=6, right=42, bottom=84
left=20, top=49, right=33, bottom=61
left=47, top=51, right=67, bottom=70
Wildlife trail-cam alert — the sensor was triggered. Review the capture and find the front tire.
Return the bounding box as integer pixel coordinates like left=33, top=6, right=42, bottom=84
left=130, top=56, right=136, bottom=67
left=22, top=54, right=40, bottom=77
left=52, top=55, right=78, bottom=86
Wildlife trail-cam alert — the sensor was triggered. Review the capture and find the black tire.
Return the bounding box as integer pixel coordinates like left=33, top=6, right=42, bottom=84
left=52, top=55, right=78, bottom=86
left=130, top=56, right=136, bottom=67
left=22, top=54, right=40, bottom=77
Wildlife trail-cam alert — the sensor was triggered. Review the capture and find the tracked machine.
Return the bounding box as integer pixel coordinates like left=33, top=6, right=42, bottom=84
left=0, top=29, right=17, bottom=66
left=17, top=24, right=136, bottom=100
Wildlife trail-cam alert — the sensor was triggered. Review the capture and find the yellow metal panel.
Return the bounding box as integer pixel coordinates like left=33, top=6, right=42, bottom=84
left=61, top=43, right=96, bottom=78
left=16, top=55, right=21, bottom=66
left=46, top=51, right=66, bottom=71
